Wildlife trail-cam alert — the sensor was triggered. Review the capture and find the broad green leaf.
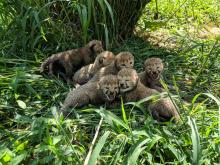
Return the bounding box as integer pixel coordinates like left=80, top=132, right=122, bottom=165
left=110, top=137, right=127, bottom=165
left=3, top=153, right=11, bottom=162
left=132, top=130, right=149, bottom=137
left=17, top=100, right=26, bottom=109
left=15, top=114, right=32, bottom=124
left=124, top=139, right=150, bottom=165
left=95, top=108, right=129, bottom=130
left=53, top=135, right=63, bottom=145
left=147, top=135, right=163, bottom=151
left=9, top=152, right=27, bottom=165
left=88, top=131, right=110, bottom=165
left=167, top=144, right=181, bottom=160
left=34, top=145, right=50, bottom=153
left=16, top=141, right=28, bottom=152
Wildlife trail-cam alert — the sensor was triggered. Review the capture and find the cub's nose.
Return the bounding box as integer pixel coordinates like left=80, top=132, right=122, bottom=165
left=109, top=91, right=114, bottom=95
left=152, top=71, right=157, bottom=75
left=120, top=83, right=125, bottom=88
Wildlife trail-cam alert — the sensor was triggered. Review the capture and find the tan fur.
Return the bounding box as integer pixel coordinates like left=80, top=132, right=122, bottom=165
left=40, top=40, right=104, bottom=83
left=139, top=57, right=164, bottom=92
left=118, top=68, right=159, bottom=102
left=89, top=51, right=134, bottom=83
left=118, top=68, right=180, bottom=123
left=61, top=75, right=119, bottom=116
left=148, top=98, right=180, bottom=123
left=73, top=51, right=115, bottom=85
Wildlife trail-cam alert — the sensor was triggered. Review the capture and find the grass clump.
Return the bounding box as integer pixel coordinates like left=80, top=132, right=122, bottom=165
left=1, top=37, right=220, bottom=164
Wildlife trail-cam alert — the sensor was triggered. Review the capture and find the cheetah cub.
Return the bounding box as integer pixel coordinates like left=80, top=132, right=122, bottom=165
left=139, top=57, right=164, bottom=92
left=148, top=98, right=180, bottom=123
left=118, top=68, right=180, bottom=123
left=118, top=68, right=159, bottom=102
left=40, top=40, right=104, bottom=83
left=73, top=51, right=115, bottom=85
left=89, top=51, right=134, bottom=83
left=61, top=75, right=119, bottom=116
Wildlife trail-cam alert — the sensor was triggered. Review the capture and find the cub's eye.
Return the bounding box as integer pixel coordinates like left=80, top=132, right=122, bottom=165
left=157, top=66, right=160, bottom=69
left=117, top=77, right=122, bottom=81
left=105, top=87, right=109, bottom=90
left=114, top=87, right=118, bottom=90
left=125, top=80, right=129, bottom=82
left=130, top=61, right=133, bottom=64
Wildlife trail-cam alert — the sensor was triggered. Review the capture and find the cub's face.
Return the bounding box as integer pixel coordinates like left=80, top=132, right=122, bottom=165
left=115, top=52, right=134, bottom=70
left=117, top=68, right=139, bottom=93
left=95, top=51, right=115, bottom=67
left=144, top=58, right=164, bottom=80
left=99, top=75, right=119, bottom=101
left=88, top=40, right=104, bottom=54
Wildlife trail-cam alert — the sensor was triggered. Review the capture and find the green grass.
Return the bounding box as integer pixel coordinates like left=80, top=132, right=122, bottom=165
left=1, top=0, right=220, bottom=164
left=1, top=37, right=220, bottom=164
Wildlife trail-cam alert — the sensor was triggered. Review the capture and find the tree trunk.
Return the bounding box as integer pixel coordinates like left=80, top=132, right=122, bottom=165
left=108, top=0, right=151, bottom=38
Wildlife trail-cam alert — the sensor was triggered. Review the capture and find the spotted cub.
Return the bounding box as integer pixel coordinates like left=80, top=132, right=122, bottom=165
left=139, top=57, right=164, bottom=92
left=61, top=75, right=119, bottom=116
left=73, top=51, right=115, bottom=85
left=40, top=40, right=104, bottom=83
left=89, top=51, right=134, bottom=83
left=118, top=68, right=180, bottom=123
left=118, top=68, right=158, bottom=102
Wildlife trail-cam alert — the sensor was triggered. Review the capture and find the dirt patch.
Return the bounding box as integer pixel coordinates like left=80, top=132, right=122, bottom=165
left=198, top=25, right=220, bottom=39
left=135, top=24, right=220, bottom=50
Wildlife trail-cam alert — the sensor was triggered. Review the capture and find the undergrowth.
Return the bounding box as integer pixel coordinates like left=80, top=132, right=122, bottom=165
left=0, top=0, right=220, bottom=164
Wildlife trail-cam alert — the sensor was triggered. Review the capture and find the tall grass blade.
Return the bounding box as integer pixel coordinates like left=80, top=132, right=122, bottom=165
left=103, top=0, right=114, bottom=26
left=202, top=93, right=220, bottom=137
left=77, top=4, right=88, bottom=44
left=104, top=24, right=109, bottom=49
left=88, top=131, right=110, bottom=165
left=124, top=139, right=150, bottom=165
left=87, top=0, right=92, bottom=27
left=147, top=135, right=163, bottom=151
left=110, top=137, right=127, bottom=165
left=94, top=108, right=129, bottom=130
left=188, top=116, right=201, bottom=165
left=84, top=116, right=104, bottom=165
left=97, top=0, right=106, bottom=22
left=120, top=97, right=128, bottom=125
left=191, top=93, right=220, bottom=137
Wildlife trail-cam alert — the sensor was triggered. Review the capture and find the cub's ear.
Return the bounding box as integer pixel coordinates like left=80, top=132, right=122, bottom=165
left=88, top=40, right=99, bottom=48
left=99, top=57, right=104, bottom=64
left=144, top=59, right=148, bottom=67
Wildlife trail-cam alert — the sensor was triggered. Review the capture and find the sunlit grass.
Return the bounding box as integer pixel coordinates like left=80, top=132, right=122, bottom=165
left=1, top=36, right=220, bottom=164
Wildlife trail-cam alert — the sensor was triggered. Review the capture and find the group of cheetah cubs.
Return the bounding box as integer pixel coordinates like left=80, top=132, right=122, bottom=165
left=40, top=40, right=180, bottom=123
